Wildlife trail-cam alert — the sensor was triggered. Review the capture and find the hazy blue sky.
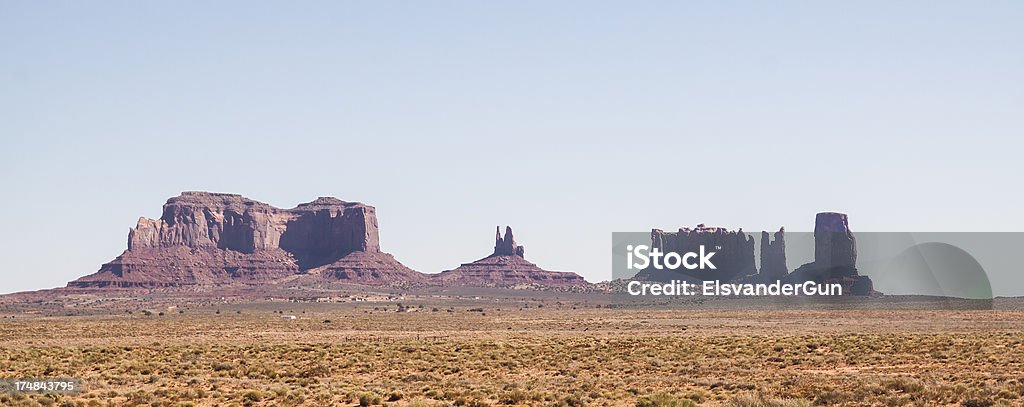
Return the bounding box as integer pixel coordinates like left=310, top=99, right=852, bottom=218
left=2, top=1, right=1022, bottom=295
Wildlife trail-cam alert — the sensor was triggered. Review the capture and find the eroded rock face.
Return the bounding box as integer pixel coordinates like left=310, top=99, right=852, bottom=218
left=633, top=213, right=875, bottom=295
left=493, top=226, right=525, bottom=257
left=435, top=226, right=588, bottom=288
left=759, top=228, right=787, bottom=279
left=637, top=224, right=756, bottom=282
left=813, top=212, right=857, bottom=277
left=69, top=192, right=421, bottom=288
left=784, top=212, right=875, bottom=295
left=282, top=197, right=382, bottom=269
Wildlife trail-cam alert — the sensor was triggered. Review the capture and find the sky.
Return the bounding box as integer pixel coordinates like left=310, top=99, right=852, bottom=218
left=1, top=1, right=1022, bottom=295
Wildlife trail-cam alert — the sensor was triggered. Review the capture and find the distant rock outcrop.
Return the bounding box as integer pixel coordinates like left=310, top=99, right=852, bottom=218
left=435, top=226, right=588, bottom=287
left=634, top=214, right=874, bottom=296
left=813, top=212, right=857, bottom=276
left=69, top=192, right=423, bottom=288
left=759, top=228, right=788, bottom=279
left=635, top=224, right=756, bottom=282
left=493, top=226, right=525, bottom=257
left=785, top=212, right=874, bottom=295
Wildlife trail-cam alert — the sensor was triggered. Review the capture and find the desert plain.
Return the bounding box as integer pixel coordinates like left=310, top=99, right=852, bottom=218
left=1, top=291, right=1022, bottom=407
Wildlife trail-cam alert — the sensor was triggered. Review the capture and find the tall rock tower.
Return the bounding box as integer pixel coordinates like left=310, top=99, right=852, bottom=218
left=759, top=227, right=788, bottom=279
left=813, top=212, right=858, bottom=277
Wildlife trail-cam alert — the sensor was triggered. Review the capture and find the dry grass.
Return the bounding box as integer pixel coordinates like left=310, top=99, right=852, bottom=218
left=1, top=300, right=1023, bottom=406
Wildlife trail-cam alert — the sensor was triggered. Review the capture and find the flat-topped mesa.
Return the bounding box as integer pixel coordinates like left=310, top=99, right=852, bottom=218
left=70, top=192, right=419, bottom=288
left=282, top=198, right=381, bottom=269
left=126, top=193, right=380, bottom=257
left=634, top=213, right=875, bottom=295
left=493, top=226, right=525, bottom=257
left=128, top=192, right=284, bottom=253
left=638, top=224, right=756, bottom=282
left=435, top=226, right=587, bottom=288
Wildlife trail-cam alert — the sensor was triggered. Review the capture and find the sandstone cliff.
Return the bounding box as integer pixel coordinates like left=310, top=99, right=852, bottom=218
left=785, top=212, right=874, bottom=295
left=633, top=217, right=873, bottom=295
left=759, top=228, right=788, bottom=279
left=813, top=212, right=857, bottom=276
left=635, top=224, right=757, bottom=282
left=69, top=192, right=422, bottom=288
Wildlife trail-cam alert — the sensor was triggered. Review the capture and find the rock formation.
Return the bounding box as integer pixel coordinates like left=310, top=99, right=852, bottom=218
left=435, top=226, right=588, bottom=287
left=759, top=227, right=787, bottom=279
left=785, top=212, right=874, bottom=295
left=634, top=214, right=874, bottom=296
left=635, top=224, right=756, bottom=282
left=69, top=192, right=422, bottom=288
left=813, top=212, right=857, bottom=276
left=493, top=226, right=525, bottom=257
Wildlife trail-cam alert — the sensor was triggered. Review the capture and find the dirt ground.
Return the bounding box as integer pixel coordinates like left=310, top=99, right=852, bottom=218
left=1, top=293, right=1023, bottom=406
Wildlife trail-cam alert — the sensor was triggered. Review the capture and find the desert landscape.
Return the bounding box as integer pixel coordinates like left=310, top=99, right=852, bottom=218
left=6, top=1, right=1021, bottom=404
left=1, top=192, right=1019, bottom=406
left=1, top=291, right=1023, bottom=407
